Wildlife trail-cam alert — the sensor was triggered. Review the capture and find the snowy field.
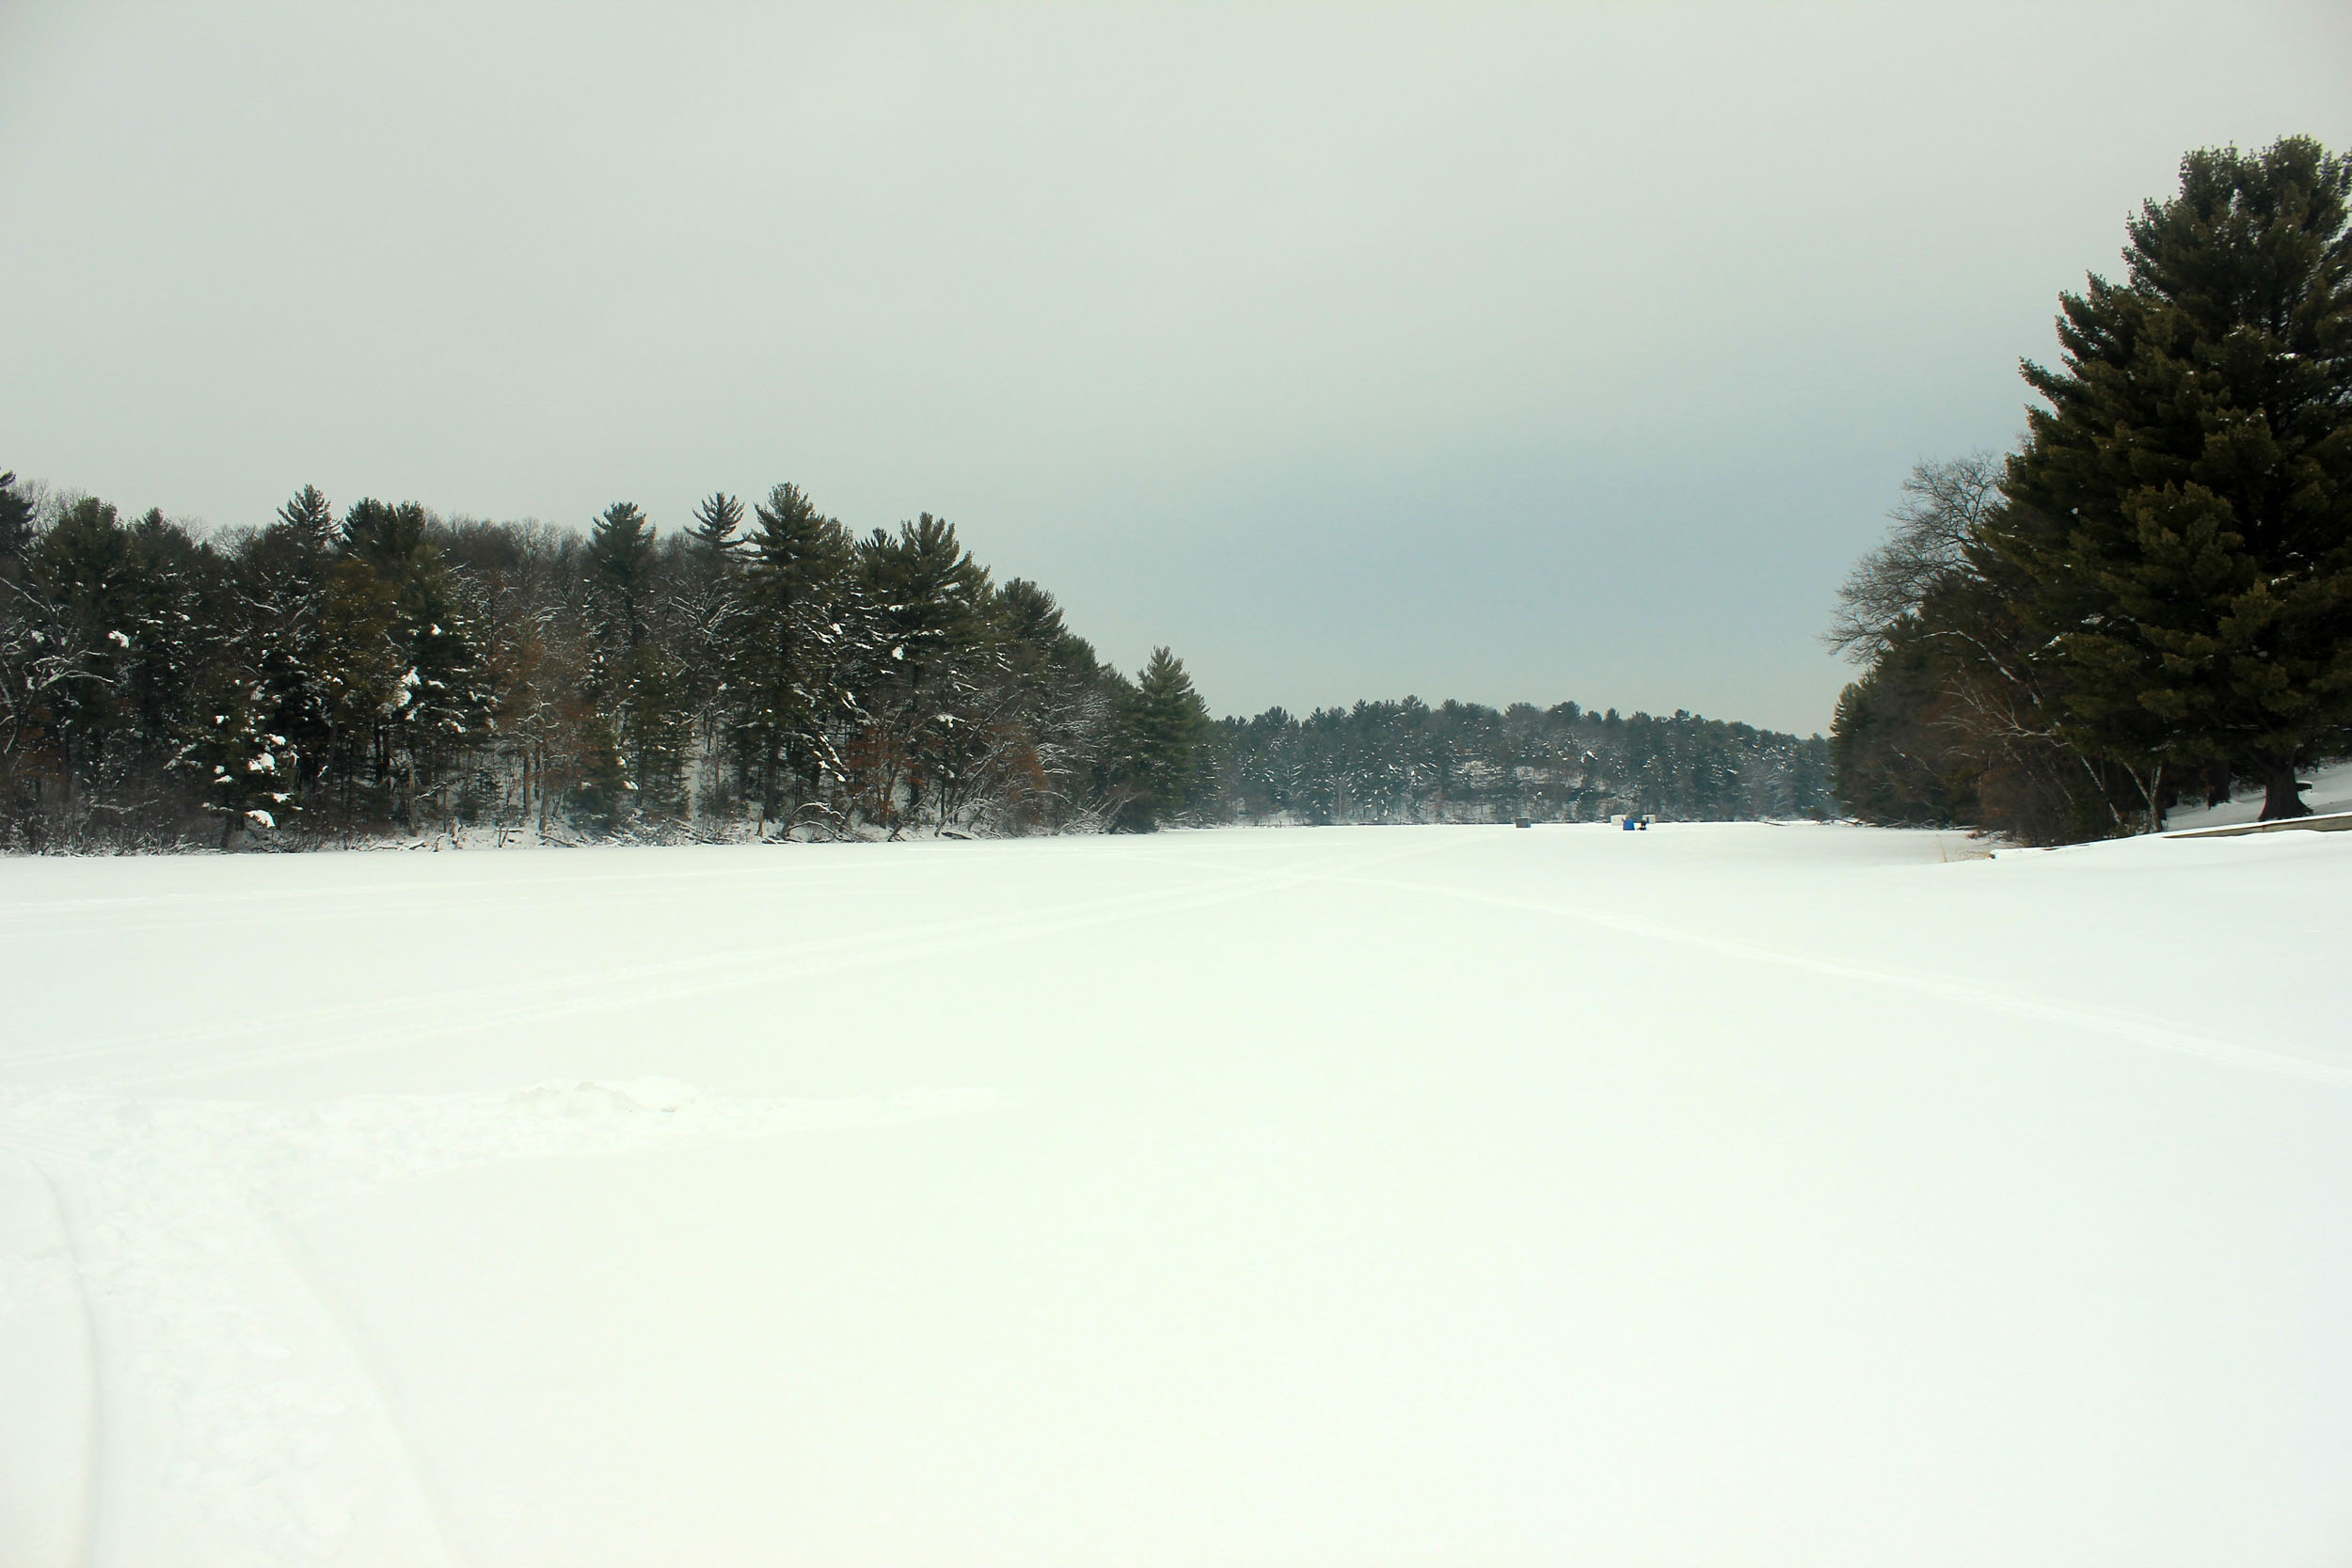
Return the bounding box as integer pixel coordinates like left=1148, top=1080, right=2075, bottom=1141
left=3, top=822, right=2348, bottom=1567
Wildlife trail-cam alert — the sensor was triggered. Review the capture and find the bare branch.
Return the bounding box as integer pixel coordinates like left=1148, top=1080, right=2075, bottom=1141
left=1825, top=452, right=2006, bottom=661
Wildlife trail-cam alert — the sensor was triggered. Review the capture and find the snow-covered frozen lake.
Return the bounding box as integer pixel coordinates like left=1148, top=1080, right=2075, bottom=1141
left=4, top=822, right=2348, bottom=1566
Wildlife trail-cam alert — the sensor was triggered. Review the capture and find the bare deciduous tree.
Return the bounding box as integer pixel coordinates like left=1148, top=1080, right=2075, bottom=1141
left=1824, top=452, right=2004, bottom=662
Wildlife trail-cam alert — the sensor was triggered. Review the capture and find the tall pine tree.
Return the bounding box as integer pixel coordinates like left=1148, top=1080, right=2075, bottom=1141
left=1991, top=136, right=2352, bottom=821
left=727, top=483, right=863, bottom=830
left=1119, top=646, right=1212, bottom=830
left=341, top=499, right=489, bottom=826
left=855, top=514, right=992, bottom=832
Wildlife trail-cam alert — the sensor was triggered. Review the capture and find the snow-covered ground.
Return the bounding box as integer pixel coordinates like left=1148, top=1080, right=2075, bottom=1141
left=2162, top=756, right=2352, bottom=831
left=3, top=822, right=2347, bottom=1567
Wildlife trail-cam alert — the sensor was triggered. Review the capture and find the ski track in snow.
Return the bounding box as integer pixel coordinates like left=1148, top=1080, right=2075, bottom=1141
left=1325, top=867, right=2352, bottom=1089
left=0, top=833, right=1437, bottom=1564
left=4, top=825, right=2346, bottom=1565
left=0, top=835, right=1443, bottom=1564
left=0, top=1080, right=1000, bottom=1568
left=8, top=832, right=1454, bottom=1092
left=0, top=1150, right=97, bottom=1568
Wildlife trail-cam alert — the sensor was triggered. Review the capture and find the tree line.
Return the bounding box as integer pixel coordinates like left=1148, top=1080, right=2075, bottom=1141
left=1210, top=699, right=1831, bottom=825
left=0, top=463, right=1836, bottom=850
left=1830, top=136, right=2352, bottom=842
left=0, top=480, right=1216, bottom=849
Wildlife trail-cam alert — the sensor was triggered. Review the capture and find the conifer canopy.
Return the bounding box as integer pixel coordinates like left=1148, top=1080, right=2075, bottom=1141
left=1992, top=136, right=2352, bottom=820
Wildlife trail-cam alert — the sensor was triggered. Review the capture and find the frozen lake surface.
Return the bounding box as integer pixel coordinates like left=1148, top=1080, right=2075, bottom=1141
left=4, top=822, right=2348, bottom=1566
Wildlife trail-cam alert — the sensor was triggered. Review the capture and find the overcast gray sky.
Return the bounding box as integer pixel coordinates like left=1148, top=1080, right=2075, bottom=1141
left=5, top=3, right=2347, bottom=732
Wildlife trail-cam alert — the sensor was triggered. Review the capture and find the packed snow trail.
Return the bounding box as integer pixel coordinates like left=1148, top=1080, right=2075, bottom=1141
left=1, top=831, right=1454, bottom=1093
left=1323, top=863, right=2352, bottom=1086
left=0, top=1150, right=94, bottom=1568
left=3, top=823, right=2348, bottom=1566
left=0, top=1081, right=996, bottom=1567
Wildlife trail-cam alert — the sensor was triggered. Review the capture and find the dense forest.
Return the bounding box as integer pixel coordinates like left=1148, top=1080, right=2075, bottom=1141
left=1830, top=136, right=2352, bottom=843
left=0, top=472, right=1829, bottom=852
left=1210, top=701, right=1828, bottom=825
left=0, top=481, right=1218, bottom=849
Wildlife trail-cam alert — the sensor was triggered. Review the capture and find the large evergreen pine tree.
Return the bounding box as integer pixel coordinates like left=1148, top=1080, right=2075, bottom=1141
left=232, top=487, right=344, bottom=826
left=983, top=578, right=1115, bottom=829
left=857, top=514, right=993, bottom=832
left=312, top=556, right=404, bottom=826
left=341, top=499, right=489, bottom=825
left=275, top=483, right=338, bottom=555
left=1991, top=136, right=2352, bottom=820
left=586, top=501, right=657, bottom=647
left=684, top=492, right=746, bottom=562
left=580, top=503, right=688, bottom=821
left=1120, top=646, right=1212, bottom=830
left=677, top=492, right=748, bottom=816
left=727, top=483, right=863, bottom=829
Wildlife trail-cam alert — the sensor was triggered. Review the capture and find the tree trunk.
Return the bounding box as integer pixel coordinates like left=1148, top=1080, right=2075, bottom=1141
left=2204, top=759, right=2233, bottom=809
left=2259, top=766, right=2311, bottom=821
